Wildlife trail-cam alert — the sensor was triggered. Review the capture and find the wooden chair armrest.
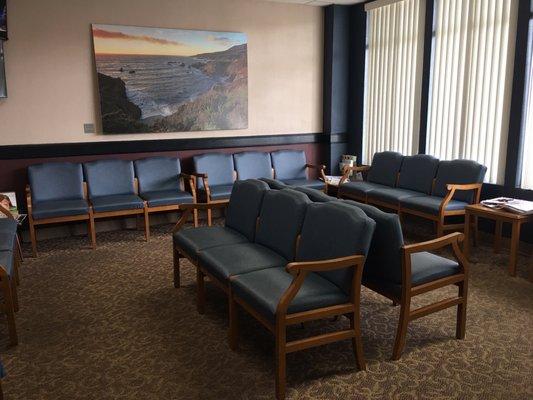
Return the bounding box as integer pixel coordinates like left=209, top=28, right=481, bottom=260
left=179, top=200, right=229, bottom=211
left=285, top=255, right=365, bottom=274
left=402, top=232, right=464, bottom=255
left=189, top=172, right=208, bottom=178
left=343, top=165, right=370, bottom=173
left=179, top=173, right=196, bottom=180
left=306, top=164, right=326, bottom=171
left=446, top=183, right=483, bottom=191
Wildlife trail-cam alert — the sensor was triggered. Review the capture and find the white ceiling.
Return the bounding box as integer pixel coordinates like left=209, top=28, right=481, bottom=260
left=260, top=0, right=365, bottom=6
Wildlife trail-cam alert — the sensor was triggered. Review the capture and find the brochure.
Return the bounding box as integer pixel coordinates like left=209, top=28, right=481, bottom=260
left=481, top=197, right=533, bottom=215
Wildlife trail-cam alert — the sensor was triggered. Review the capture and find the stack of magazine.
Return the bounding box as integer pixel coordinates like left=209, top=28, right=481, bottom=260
left=481, top=197, right=533, bottom=215
left=0, top=191, right=27, bottom=224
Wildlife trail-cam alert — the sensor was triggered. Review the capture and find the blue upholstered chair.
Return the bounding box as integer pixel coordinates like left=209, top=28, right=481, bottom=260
left=234, top=151, right=273, bottom=180
left=270, top=150, right=326, bottom=190
left=259, top=178, right=289, bottom=190
left=27, top=162, right=92, bottom=256
left=83, top=160, right=146, bottom=244
left=134, top=157, right=196, bottom=237
left=292, top=186, right=336, bottom=202
left=340, top=200, right=469, bottom=360
left=193, top=153, right=236, bottom=225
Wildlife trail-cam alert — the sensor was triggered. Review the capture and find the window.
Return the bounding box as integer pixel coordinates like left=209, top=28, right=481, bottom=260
left=362, top=0, right=425, bottom=164
left=520, top=8, right=533, bottom=189
left=426, top=0, right=518, bottom=184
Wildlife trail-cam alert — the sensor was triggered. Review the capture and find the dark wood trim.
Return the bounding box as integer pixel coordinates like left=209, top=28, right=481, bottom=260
left=0, top=132, right=326, bottom=160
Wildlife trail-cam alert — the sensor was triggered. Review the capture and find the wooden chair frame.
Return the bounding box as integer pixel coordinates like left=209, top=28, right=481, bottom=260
left=192, top=171, right=236, bottom=227
left=339, top=166, right=483, bottom=238
left=363, top=232, right=469, bottom=360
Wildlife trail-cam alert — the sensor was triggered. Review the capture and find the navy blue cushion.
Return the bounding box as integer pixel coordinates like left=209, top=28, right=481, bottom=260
left=173, top=226, right=248, bottom=258
left=398, top=154, right=439, bottom=194
left=28, top=162, right=85, bottom=203
left=231, top=267, right=349, bottom=323
left=367, top=151, right=404, bottom=187
left=225, top=180, right=269, bottom=241
left=0, top=219, right=18, bottom=235
left=271, top=150, right=307, bottom=180
left=198, top=243, right=286, bottom=282
left=297, top=202, right=376, bottom=294
left=0, top=250, right=14, bottom=276
left=134, top=157, right=181, bottom=194
left=400, top=196, right=469, bottom=215
left=0, top=231, right=15, bottom=252
left=281, top=178, right=325, bottom=190
left=433, top=160, right=487, bottom=203
left=32, top=199, right=89, bottom=220
left=340, top=181, right=389, bottom=199
left=91, top=195, right=144, bottom=212
left=193, top=153, right=234, bottom=189
left=84, top=160, right=136, bottom=198
left=292, top=187, right=335, bottom=203
left=259, top=178, right=288, bottom=190
left=198, top=184, right=234, bottom=201
left=234, top=152, right=273, bottom=180
left=140, top=190, right=193, bottom=207
left=338, top=200, right=405, bottom=284
left=367, top=187, right=425, bottom=205
left=410, top=252, right=460, bottom=286
left=255, top=189, right=310, bottom=261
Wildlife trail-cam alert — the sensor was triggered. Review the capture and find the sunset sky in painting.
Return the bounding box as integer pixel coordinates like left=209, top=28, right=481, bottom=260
left=92, top=24, right=247, bottom=56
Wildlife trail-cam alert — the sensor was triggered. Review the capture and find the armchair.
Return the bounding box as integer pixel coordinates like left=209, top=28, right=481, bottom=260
left=270, top=150, right=326, bottom=190
left=234, top=151, right=273, bottom=180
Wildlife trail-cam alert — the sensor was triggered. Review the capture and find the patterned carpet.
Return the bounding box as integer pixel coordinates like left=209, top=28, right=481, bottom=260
left=0, top=220, right=532, bottom=400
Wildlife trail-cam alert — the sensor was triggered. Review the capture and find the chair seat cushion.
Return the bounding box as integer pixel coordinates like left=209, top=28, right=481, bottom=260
left=0, top=231, right=16, bottom=252
left=367, top=187, right=425, bottom=205
left=400, top=196, right=468, bottom=215
left=410, top=252, right=460, bottom=286
left=91, top=195, right=144, bottom=213
left=200, top=184, right=234, bottom=201
left=198, top=243, right=287, bottom=282
left=173, top=226, right=248, bottom=259
left=0, top=250, right=14, bottom=276
left=32, top=199, right=89, bottom=220
left=281, top=179, right=325, bottom=190
left=141, top=190, right=194, bottom=207
left=0, top=219, right=18, bottom=234
left=340, top=181, right=389, bottom=199
left=231, top=267, right=349, bottom=323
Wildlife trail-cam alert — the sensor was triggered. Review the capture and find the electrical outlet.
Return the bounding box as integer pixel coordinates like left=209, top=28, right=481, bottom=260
left=84, top=123, right=95, bottom=134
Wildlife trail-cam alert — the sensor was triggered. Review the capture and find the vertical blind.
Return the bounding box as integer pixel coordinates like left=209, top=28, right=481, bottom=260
left=426, top=0, right=518, bottom=184
left=520, top=17, right=533, bottom=189
left=362, top=0, right=426, bottom=164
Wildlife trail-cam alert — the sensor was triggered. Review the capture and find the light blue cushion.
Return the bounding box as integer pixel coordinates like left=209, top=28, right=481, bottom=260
left=198, top=243, right=287, bottom=282
left=433, top=160, right=487, bottom=203
left=367, top=151, right=404, bottom=187
left=193, top=153, right=234, bottom=189
left=0, top=250, right=14, bottom=276
left=292, top=187, right=335, bottom=202
left=281, top=178, right=325, bottom=190
left=141, top=190, right=193, bottom=207
left=0, top=231, right=15, bottom=252
left=231, top=267, right=349, bottom=323
left=173, top=226, right=248, bottom=258
left=198, top=184, right=234, bottom=201
left=259, top=178, right=288, bottom=190
left=234, top=152, right=273, bottom=180
left=32, top=199, right=89, bottom=220
left=410, top=252, right=460, bottom=286
left=271, top=150, right=307, bottom=180
left=367, top=187, right=425, bottom=205
left=28, top=162, right=84, bottom=203
left=400, top=196, right=469, bottom=215
left=340, top=181, right=389, bottom=199
left=91, top=194, right=144, bottom=212
left=134, top=157, right=181, bottom=194
left=398, top=154, right=439, bottom=194
left=84, top=160, right=136, bottom=198
left=0, top=219, right=18, bottom=235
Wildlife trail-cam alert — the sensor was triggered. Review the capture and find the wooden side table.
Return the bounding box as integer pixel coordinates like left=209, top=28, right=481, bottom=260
left=464, top=204, right=533, bottom=277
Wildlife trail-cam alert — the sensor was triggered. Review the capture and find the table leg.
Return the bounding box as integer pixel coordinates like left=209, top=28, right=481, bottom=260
left=464, top=211, right=471, bottom=261
left=509, top=221, right=521, bottom=277
left=494, top=220, right=503, bottom=253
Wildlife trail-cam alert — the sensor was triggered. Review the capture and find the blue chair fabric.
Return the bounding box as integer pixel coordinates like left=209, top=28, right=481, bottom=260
left=280, top=178, right=325, bottom=190
left=397, top=154, right=439, bottom=194
left=90, top=195, right=144, bottom=213
left=134, top=157, right=182, bottom=194
left=32, top=199, right=89, bottom=220
left=366, top=151, right=404, bottom=187
left=83, top=160, right=136, bottom=198
left=271, top=150, right=307, bottom=180
left=292, top=187, right=335, bottom=203
left=367, top=187, right=425, bottom=205
left=0, top=250, right=14, bottom=276
left=140, top=190, right=193, bottom=207
left=400, top=196, right=469, bottom=215
left=340, top=181, right=389, bottom=198
left=193, top=153, right=235, bottom=189
left=28, top=162, right=85, bottom=203
left=259, top=178, right=288, bottom=190
left=433, top=160, right=487, bottom=203
left=234, top=152, right=273, bottom=180
left=174, top=226, right=248, bottom=257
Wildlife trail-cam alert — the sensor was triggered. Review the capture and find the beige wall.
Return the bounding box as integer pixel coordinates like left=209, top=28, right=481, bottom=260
left=0, top=0, right=323, bottom=145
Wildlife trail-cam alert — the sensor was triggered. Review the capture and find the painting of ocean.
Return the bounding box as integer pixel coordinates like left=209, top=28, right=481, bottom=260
left=92, top=24, right=248, bottom=134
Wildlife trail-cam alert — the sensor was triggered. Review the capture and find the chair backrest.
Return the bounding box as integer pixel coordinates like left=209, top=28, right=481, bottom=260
left=292, top=187, right=335, bottom=203
left=225, top=180, right=270, bottom=242
left=339, top=200, right=405, bottom=284
left=297, top=202, right=376, bottom=294
left=271, top=150, right=307, bottom=180
left=234, top=152, right=273, bottom=180
left=367, top=151, right=404, bottom=187
left=398, top=154, right=440, bottom=194
left=433, top=160, right=487, bottom=203
left=134, top=157, right=182, bottom=194
left=259, top=178, right=288, bottom=190
left=83, top=160, right=136, bottom=198
left=28, top=162, right=85, bottom=203
left=255, top=189, right=310, bottom=261
left=193, top=153, right=235, bottom=189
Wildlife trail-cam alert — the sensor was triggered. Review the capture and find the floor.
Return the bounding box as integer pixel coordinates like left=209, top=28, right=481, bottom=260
left=0, top=221, right=532, bottom=399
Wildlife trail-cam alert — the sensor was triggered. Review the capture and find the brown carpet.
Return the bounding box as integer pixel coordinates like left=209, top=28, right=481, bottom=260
left=0, top=221, right=532, bottom=400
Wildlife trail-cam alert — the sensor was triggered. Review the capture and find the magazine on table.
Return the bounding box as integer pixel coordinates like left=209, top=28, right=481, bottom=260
left=0, top=191, right=27, bottom=224
left=481, top=197, right=533, bottom=215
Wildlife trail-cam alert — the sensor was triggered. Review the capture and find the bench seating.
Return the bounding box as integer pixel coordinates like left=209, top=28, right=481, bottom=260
left=339, top=152, right=487, bottom=237
left=172, top=180, right=376, bottom=400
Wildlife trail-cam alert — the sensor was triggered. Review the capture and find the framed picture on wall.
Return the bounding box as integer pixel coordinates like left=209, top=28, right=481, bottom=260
left=91, top=24, right=248, bottom=134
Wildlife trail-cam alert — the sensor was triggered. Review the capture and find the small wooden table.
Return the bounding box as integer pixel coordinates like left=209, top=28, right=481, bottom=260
left=464, top=204, right=533, bottom=277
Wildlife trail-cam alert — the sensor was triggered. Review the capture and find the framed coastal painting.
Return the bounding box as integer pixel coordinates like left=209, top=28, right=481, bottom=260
left=91, top=24, right=248, bottom=134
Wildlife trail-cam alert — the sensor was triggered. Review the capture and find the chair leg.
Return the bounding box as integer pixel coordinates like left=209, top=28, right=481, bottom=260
left=2, top=276, right=18, bottom=346
left=392, top=297, right=410, bottom=360
left=193, top=209, right=199, bottom=228
left=228, top=288, right=239, bottom=350
left=10, top=278, right=19, bottom=313
left=29, top=220, right=37, bottom=257
left=207, top=208, right=212, bottom=227
left=456, top=280, right=468, bottom=339
left=473, top=216, right=479, bottom=247
left=173, top=248, right=180, bottom=288
left=275, top=321, right=287, bottom=400
left=144, top=208, right=150, bottom=242
left=349, top=312, right=366, bottom=370
left=16, top=234, right=23, bottom=264
left=13, top=251, right=21, bottom=286
left=196, top=267, right=206, bottom=314
left=87, top=217, right=96, bottom=250
left=436, top=221, right=444, bottom=238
